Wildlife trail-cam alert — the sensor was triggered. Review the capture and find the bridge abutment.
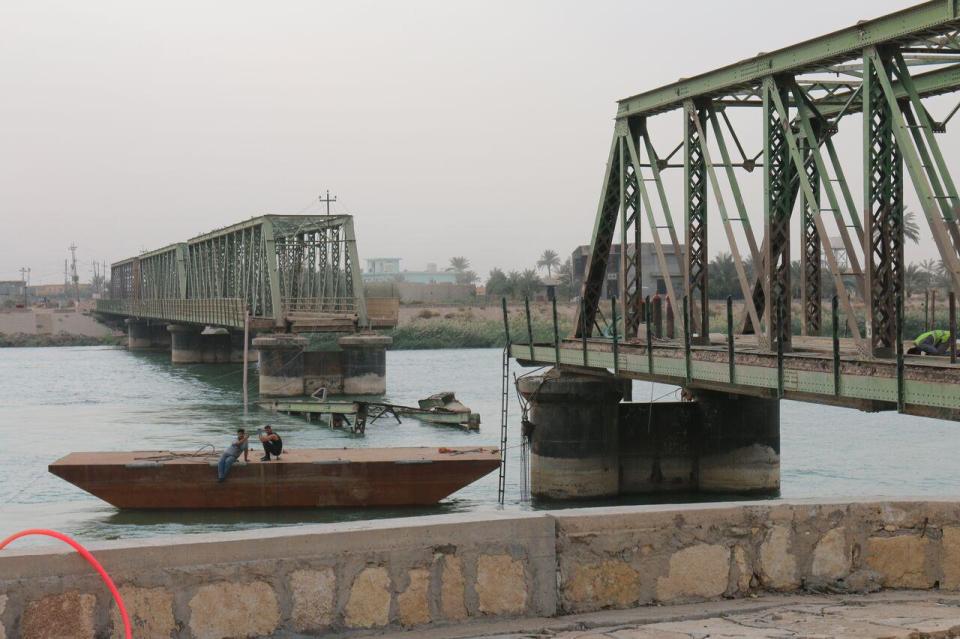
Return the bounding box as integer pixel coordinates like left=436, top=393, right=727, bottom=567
left=519, top=371, right=780, bottom=500
left=253, top=334, right=307, bottom=397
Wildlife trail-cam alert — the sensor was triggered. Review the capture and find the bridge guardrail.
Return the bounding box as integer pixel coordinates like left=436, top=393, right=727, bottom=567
left=95, top=298, right=246, bottom=329
left=281, top=297, right=358, bottom=314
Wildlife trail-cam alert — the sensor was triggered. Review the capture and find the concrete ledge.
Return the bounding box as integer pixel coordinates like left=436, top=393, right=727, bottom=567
left=4, top=499, right=960, bottom=637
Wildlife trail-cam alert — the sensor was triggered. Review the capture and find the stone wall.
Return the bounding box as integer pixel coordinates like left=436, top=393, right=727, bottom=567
left=0, top=513, right=556, bottom=639
left=555, top=499, right=960, bottom=612
left=4, top=499, right=960, bottom=637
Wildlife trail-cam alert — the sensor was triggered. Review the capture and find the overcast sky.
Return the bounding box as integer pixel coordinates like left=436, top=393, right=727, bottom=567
left=0, top=0, right=941, bottom=284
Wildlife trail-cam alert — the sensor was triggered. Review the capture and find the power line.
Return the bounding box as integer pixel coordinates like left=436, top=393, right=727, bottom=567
left=319, top=189, right=337, bottom=216
left=69, top=243, right=80, bottom=308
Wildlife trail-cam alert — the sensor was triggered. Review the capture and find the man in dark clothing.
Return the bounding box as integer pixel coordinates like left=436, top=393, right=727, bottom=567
left=217, top=429, right=249, bottom=482
left=259, top=424, right=283, bottom=461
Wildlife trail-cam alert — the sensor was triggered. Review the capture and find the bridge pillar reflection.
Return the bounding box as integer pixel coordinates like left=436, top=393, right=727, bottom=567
left=519, top=371, right=779, bottom=500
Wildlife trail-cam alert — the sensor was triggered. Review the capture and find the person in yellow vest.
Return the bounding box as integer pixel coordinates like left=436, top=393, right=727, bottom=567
left=907, top=329, right=953, bottom=356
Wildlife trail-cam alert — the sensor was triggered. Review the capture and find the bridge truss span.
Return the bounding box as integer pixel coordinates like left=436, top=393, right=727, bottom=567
left=101, top=215, right=381, bottom=332
left=576, top=1, right=960, bottom=359
left=550, top=1, right=960, bottom=421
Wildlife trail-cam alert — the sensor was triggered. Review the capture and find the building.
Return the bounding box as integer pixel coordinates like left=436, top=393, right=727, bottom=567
left=0, top=280, right=24, bottom=305
left=571, top=243, right=685, bottom=300
left=362, top=258, right=458, bottom=285
left=365, top=258, right=401, bottom=280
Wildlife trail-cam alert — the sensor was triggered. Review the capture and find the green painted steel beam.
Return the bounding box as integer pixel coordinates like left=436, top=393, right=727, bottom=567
left=616, top=1, right=960, bottom=119
left=517, top=341, right=960, bottom=419
left=187, top=214, right=352, bottom=245
left=817, top=63, right=960, bottom=118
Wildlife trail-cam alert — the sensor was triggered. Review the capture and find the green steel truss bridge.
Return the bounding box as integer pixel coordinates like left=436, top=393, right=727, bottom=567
left=514, top=0, right=960, bottom=421
left=97, top=215, right=385, bottom=332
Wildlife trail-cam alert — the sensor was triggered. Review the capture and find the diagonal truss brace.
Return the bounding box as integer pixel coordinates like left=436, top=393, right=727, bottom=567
left=685, top=100, right=764, bottom=339
left=766, top=77, right=864, bottom=344
left=623, top=119, right=683, bottom=337
left=867, top=47, right=960, bottom=295
left=575, top=132, right=622, bottom=337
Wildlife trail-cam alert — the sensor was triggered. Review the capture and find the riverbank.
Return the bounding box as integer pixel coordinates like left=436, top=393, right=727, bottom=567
left=0, top=332, right=123, bottom=348
left=3, top=498, right=960, bottom=638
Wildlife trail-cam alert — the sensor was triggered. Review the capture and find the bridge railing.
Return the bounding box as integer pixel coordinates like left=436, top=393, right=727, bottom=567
left=281, top=297, right=358, bottom=314
left=95, top=298, right=246, bottom=329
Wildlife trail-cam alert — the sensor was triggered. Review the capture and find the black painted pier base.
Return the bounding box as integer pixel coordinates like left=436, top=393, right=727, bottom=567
left=518, top=370, right=780, bottom=500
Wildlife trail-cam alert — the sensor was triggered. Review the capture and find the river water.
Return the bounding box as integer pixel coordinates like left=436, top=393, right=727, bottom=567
left=0, top=345, right=958, bottom=543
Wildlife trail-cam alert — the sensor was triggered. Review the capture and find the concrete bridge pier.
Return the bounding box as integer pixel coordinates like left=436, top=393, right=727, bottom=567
left=126, top=319, right=170, bottom=351
left=519, top=371, right=780, bottom=500
left=304, top=350, right=344, bottom=395
left=167, top=324, right=204, bottom=363
left=126, top=319, right=152, bottom=350
left=253, top=334, right=307, bottom=396
left=518, top=371, right=627, bottom=500
left=693, top=390, right=780, bottom=494
left=337, top=333, right=392, bottom=395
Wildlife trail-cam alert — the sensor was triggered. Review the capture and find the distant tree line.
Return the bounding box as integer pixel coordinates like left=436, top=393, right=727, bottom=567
left=482, top=249, right=578, bottom=300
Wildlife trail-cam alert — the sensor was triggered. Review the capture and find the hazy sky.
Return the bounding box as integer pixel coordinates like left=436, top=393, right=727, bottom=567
left=0, top=0, right=940, bottom=284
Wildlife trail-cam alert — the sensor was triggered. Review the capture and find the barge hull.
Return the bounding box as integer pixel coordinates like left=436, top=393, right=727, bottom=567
left=49, top=447, right=500, bottom=509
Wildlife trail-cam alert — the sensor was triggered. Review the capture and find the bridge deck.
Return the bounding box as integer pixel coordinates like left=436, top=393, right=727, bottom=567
left=513, top=334, right=960, bottom=421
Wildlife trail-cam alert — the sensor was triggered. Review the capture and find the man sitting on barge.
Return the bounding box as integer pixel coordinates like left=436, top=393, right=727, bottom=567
left=259, top=425, right=283, bottom=461
left=217, top=429, right=249, bottom=482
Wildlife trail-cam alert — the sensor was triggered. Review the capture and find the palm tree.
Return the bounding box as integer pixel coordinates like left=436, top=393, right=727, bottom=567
left=904, top=262, right=928, bottom=297
left=708, top=252, right=738, bottom=299
left=904, top=210, right=921, bottom=244
left=448, top=257, right=470, bottom=273
left=537, top=249, right=560, bottom=278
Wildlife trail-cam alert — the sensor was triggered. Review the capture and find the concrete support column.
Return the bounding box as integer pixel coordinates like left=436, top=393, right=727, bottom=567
left=253, top=334, right=307, bottom=397
left=693, top=390, right=780, bottom=494
left=304, top=350, right=344, bottom=395
left=167, top=324, right=204, bottom=363
left=618, top=401, right=697, bottom=493
left=126, top=319, right=152, bottom=350
left=150, top=323, right=171, bottom=349
left=198, top=328, right=233, bottom=363
left=229, top=330, right=255, bottom=364
left=518, top=370, right=626, bottom=500
left=337, top=333, right=392, bottom=395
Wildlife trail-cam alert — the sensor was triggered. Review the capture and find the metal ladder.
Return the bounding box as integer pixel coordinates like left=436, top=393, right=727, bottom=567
left=497, top=346, right=509, bottom=504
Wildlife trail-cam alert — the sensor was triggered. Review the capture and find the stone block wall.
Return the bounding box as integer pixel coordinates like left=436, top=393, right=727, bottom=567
left=4, top=499, right=960, bottom=637
left=555, top=499, right=960, bottom=612
left=0, top=513, right=556, bottom=639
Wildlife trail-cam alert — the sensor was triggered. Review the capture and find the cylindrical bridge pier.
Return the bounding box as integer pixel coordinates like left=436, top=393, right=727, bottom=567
left=519, top=370, right=780, bottom=500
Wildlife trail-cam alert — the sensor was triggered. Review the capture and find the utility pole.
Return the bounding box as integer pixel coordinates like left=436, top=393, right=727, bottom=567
left=69, top=243, right=80, bottom=309
left=19, top=267, right=30, bottom=307
left=319, top=190, right=337, bottom=216
left=64, top=260, right=69, bottom=301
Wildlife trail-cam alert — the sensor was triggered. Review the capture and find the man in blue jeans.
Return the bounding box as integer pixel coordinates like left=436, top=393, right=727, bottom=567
left=217, top=429, right=250, bottom=482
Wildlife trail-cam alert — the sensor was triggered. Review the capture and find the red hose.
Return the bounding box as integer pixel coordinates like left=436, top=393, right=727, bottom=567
left=0, top=529, right=132, bottom=639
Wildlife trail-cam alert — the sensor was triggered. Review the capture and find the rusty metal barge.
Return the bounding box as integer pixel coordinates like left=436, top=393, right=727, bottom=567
left=49, top=446, right=500, bottom=509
